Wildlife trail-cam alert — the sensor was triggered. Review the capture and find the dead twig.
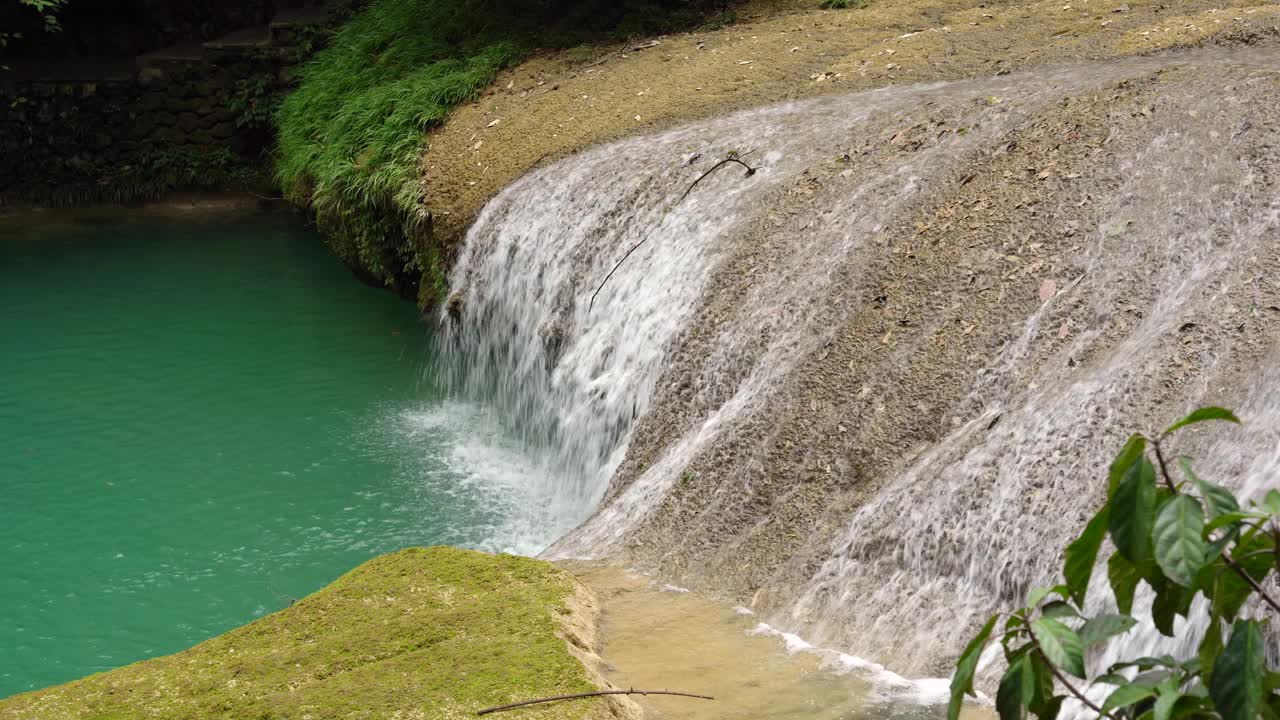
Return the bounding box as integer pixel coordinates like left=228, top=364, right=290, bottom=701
left=678, top=152, right=758, bottom=203
left=588, top=151, right=760, bottom=311
left=477, top=688, right=714, bottom=716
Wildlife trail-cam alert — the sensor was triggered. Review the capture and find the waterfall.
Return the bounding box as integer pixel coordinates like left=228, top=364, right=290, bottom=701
left=439, top=45, right=1280, bottom=689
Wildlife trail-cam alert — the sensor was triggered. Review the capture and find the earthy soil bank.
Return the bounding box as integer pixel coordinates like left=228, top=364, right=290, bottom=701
left=421, top=0, right=1280, bottom=243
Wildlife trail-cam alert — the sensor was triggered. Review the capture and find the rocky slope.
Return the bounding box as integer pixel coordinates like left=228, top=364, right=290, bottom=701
left=420, top=0, right=1280, bottom=245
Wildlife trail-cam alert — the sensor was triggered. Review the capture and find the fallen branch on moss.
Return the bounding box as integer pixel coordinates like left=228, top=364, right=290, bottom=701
left=477, top=688, right=715, bottom=715
left=588, top=151, right=761, bottom=311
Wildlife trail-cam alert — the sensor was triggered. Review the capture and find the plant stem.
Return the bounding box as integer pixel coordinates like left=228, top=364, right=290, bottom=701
left=1220, top=554, right=1280, bottom=615
left=1156, top=437, right=1280, bottom=615
left=1153, top=441, right=1177, bottom=493
left=1037, top=649, right=1114, bottom=720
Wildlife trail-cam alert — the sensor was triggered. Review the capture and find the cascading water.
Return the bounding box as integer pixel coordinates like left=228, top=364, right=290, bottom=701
left=439, top=44, right=1280, bottom=696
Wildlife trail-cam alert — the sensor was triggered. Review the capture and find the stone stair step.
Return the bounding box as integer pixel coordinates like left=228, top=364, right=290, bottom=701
left=202, top=25, right=272, bottom=51
left=136, top=42, right=205, bottom=71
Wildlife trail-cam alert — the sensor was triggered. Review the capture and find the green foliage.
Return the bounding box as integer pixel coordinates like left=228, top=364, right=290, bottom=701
left=230, top=73, right=282, bottom=131
left=3, top=0, right=63, bottom=54
left=275, top=0, right=725, bottom=303
left=4, top=148, right=267, bottom=207
left=950, top=407, right=1280, bottom=720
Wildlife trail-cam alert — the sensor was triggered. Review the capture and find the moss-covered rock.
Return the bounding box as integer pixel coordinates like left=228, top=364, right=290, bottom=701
left=0, top=547, right=626, bottom=720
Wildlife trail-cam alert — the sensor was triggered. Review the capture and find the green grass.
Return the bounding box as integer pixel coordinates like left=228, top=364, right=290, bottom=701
left=275, top=0, right=726, bottom=304
left=0, top=547, right=602, bottom=720
left=275, top=0, right=531, bottom=299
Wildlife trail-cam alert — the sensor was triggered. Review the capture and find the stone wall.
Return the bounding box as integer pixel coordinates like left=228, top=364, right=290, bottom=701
left=0, top=19, right=323, bottom=206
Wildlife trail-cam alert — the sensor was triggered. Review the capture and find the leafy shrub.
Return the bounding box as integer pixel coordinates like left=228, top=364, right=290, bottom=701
left=950, top=407, right=1280, bottom=720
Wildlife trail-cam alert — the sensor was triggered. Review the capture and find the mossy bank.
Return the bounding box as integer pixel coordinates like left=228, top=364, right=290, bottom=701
left=0, top=547, right=637, bottom=720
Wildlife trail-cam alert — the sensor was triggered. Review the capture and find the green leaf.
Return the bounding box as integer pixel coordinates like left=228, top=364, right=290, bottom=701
left=1164, top=407, right=1241, bottom=436
left=1264, top=490, right=1280, bottom=516
left=997, top=654, right=1035, bottom=720
left=1079, top=613, right=1137, bottom=647
left=1030, top=618, right=1086, bottom=678
left=1213, top=532, right=1274, bottom=622
left=1109, top=552, right=1142, bottom=615
left=1111, top=656, right=1180, bottom=673
left=1104, top=683, right=1156, bottom=712
left=1151, top=579, right=1186, bottom=637
left=948, top=615, right=997, bottom=720
left=1154, top=681, right=1182, bottom=720
left=1154, top=495, right=1209, bottom=586
left=1206, top=511, right=1268, bottom=534
left=1181, top=458, right=1239, bottom=518
left=1064, top=505, right=1110, bottom=606
left=1110, top=434, right=1148, bottom=499
left=1026, top=586, right=1055, bottom=609
left=1040, top=601, right=1079, bottom=620
left=1209, top=620, right=1264, bottom=720
left=1199, top=616, right=1224, bottom=685
left=1110, top=457, right=1157, bottom=566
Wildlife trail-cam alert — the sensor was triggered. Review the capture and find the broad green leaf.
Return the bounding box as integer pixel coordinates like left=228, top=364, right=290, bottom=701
left=1154, top=495, right=1208, bottom=586
left=1110, top=656, right=1180, bottom=673
left=1213, top=532, right=1274, bottom=622
left=1064, top=506, right=1110, bottom=606
left=996, top=654, right=1035, bottom=720
left=1035, top=695, right=1064, bottom=720
left=1031, top=618, right=1086, bottom=678
left=1210, top=620, right=1264, bottom=720
left=1026, top=586, right=1055, bottom=609
left=1164, top=407, right=1241, bottom=436
left=1199, top=616, right=1224, bottom=685
left=1079, top=613, right=1137, bottom=647
left=1264, top=490, right=1280, bottom=516
left=1040, top=601, right=1078, bottom=620
left=1181, top=458, right=1239, bottom=518
left=1154, top=680, right=1182, bottom=720
left=1168, top=695, right=1213, bottom=720
left=1134, top=669, right=1178, bottom=688
left=1151, top=580, right=1186, bottom=637
left=1104, top=683, right=1156, bottom=712
left=1109, top=552, right=1142, bottom=614
left=1206, top=511, right=1268, bottom=534
left=1110, top=457, right=1157, bottom=566
left=948, top=614, right=997, bottom=720
left=1110, top=434, right=1148, bottom=499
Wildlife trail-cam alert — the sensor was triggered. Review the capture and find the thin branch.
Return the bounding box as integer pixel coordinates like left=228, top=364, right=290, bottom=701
left=1152, top=441, right=1178, bottom=494
left=588, top=235, right=649, bottom=311
left=587, top=151, right=761, bottom=311
left=1036, top=650, right=1114, bottom=720
left=1220, top=554, right=1280, bottom=615
left=677, top=155, right=758, bottom=203
left=476, top=688, right=714, bottom=716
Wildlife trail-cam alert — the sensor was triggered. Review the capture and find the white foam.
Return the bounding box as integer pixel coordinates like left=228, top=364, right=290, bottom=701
left=747, top=621, right=954, bottom=705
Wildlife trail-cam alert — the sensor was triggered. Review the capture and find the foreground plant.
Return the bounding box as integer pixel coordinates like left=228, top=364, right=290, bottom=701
left=950, top=407, right=1280, bottom=720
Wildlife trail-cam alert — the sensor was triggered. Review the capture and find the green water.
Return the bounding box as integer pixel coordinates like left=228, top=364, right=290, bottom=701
left=0, top=210, right=520, bottom=698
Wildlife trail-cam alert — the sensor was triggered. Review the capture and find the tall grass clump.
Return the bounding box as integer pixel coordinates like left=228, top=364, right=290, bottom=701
left=276, top=0, right=726, bottom=304
left=276, top=0, right=537, bottom=298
